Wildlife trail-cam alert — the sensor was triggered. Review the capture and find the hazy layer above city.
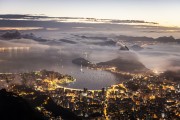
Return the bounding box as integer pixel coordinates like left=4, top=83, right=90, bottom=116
left=0, top=14, right=180, bottom=89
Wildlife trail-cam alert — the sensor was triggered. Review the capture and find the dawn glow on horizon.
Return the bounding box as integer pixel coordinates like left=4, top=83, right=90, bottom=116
left=0, top=0, right=180, bottom=27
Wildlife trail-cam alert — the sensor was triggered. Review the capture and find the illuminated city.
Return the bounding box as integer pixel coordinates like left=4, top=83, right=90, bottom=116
left=0, top=0, right=180, bottom=120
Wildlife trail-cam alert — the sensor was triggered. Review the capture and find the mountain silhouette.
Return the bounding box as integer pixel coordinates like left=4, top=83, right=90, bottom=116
left=0, top=89, right=46, bottom=120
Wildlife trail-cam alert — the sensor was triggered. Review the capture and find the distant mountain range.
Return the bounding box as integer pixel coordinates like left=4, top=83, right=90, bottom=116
left=1, top=31, right=179, bottom=45
left=116, top=35, right=180, bottom=43
left=0, top=31, right=76, bottom=45
left=75, top=34, right=180, bottom=44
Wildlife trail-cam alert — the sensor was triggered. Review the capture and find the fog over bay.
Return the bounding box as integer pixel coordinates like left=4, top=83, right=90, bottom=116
left=0, top=14, right=180, bottom=89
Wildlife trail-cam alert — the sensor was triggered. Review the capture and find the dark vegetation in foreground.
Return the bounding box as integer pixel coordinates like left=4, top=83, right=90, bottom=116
left=0, top=89, right=45, bottom=120
left=0, top=88, right=81, bottom=120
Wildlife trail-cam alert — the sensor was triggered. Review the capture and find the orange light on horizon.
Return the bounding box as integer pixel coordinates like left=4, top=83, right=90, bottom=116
left=0, top=27, right=43, bottom=31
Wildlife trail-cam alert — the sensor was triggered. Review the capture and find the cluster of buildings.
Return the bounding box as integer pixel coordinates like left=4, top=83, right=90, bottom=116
left=104, top=75, right=180, bottom=119
left=39, top=73, right=179, bottom=119
left=1, top=70, right=179, bottom=120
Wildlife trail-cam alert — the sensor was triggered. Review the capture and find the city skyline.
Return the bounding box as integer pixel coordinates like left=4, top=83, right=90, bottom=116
left=0, top=0, right=180, bottom=27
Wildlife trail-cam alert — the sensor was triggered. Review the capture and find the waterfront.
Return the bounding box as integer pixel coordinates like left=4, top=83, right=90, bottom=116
left=1, top=70, right=179, bottom=119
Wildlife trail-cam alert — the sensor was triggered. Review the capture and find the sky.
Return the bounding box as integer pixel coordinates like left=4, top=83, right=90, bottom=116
left=0, top=0, right=180, bottom=27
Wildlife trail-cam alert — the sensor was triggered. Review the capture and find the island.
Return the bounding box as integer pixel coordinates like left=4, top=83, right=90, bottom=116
left=72, top=57, right=148, bottom=73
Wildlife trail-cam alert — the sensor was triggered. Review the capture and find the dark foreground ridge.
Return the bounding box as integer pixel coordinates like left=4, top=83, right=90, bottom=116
left=0, top=88, right=81, bottom=120
left=0, top=89, right=45, bottom=120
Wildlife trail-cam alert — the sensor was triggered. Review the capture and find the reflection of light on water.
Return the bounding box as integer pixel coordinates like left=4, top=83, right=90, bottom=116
left=0, top=27, right=43, bottom=31
left=0, top=47, right=31, bottom=59
left=0, top=47, right=30, bottom=52
left=59, top=66, right=119, bottom=89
